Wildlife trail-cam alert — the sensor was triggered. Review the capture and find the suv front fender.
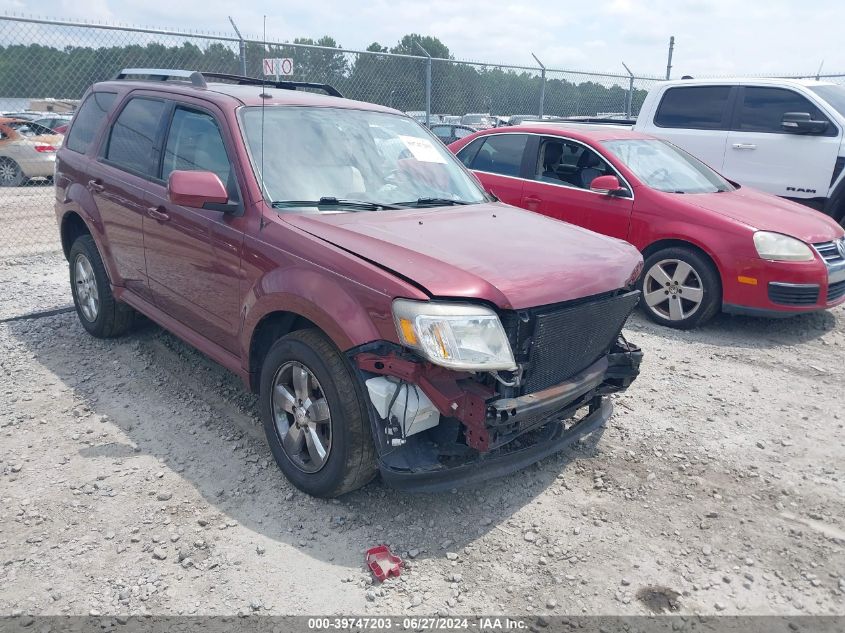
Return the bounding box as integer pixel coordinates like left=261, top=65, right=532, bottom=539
left=240, top=269, right=401, bottom=376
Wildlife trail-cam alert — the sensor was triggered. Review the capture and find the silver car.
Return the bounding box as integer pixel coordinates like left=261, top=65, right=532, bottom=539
left=0, top=118, right=62, bottom=186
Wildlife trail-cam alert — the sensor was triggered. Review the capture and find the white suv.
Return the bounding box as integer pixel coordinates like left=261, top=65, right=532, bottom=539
left=634, top=78, right=845, bottom=225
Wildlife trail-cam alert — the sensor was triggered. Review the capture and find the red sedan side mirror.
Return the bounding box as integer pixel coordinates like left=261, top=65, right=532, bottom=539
left=590, top=174, right=628, bottom=197
left=168, top=170, right=228, bottom=208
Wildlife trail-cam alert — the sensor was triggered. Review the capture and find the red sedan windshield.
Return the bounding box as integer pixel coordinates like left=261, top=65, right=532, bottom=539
left=602, top=139, right=734, bottom=194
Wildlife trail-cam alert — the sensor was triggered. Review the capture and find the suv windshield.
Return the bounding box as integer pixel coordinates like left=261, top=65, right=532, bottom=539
left=809, top=84, right=845, bottom=118
left=602, top=139, right=734, bottom=194
left=240, top=106, right=487, bottom=209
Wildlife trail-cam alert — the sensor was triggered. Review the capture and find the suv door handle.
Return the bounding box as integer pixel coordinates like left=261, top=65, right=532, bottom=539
left=732, top=143, right=757, bottom=150
left=146, top=206, right=170, bottom=222
left=87, top=179, right=104, bottom=193
left=523, top=195, right=542, bottom=209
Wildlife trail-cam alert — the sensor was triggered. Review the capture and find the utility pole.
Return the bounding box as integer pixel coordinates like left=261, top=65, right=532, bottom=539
left=414, top=41, right=432, bottom=126
left=665, top=36, right=675, bottom=80
left=229, top=16, right=247, bottom=76
left=532, top=53, right=546, bottom=118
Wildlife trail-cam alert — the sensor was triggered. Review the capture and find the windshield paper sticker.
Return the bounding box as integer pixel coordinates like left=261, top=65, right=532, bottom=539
left=399, top=135, right=447, bottom=163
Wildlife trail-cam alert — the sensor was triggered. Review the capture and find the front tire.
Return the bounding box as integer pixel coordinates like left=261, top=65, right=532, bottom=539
left=259, top=329, right=377, bottom=497
left=68, top=235, right=135, bottom=338
left=639, top=247, right=721, bottom=329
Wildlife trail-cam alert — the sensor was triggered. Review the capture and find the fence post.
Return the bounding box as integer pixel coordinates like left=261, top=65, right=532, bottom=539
left=228, top=16, right=247, bottom=76
left=665, top=36, right=675, bottom=80
left=414, top=42, right=432, bottom=126
left=532, top=53, right=546, bottom=118
left=622, top=62, right=634, bottom=118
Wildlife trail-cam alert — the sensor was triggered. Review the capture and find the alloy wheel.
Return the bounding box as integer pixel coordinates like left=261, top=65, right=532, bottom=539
left=74, top=253, right=100, bottom=322
left=642, top=258, right=704, bottom=321
left=271, top=361, right=332, bottom=473
left=0, top=159, right=20, bottom=186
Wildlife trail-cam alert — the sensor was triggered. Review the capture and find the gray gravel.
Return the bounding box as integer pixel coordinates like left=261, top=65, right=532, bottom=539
left=1, top=252, right=843, bottom=616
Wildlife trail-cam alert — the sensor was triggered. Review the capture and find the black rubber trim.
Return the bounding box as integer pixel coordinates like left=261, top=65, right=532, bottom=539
left=379, top=398, right=612, bottom=493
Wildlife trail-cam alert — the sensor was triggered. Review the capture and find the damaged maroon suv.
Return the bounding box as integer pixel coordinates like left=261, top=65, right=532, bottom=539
left=55, top=69, right=644, bottom=497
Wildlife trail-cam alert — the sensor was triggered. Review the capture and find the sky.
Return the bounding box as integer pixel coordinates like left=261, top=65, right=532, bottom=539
left=2, top=0, right=844, bottom=78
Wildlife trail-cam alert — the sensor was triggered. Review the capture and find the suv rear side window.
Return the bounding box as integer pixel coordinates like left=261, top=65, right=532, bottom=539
left=162, top=107, right=232, bottom=189
left=65, top=92, right=116, bottom=154
left=654, top=86, right=732, bottom=130
left=469, top=134, right=529, bottom=177
left=105, top=97, right=166, bottom=177
left=737, top=87, right=834, bottom=135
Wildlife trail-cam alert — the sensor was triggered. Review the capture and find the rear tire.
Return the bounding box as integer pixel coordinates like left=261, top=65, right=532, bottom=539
left=639, top=247, right=721, bottom=329
left=259, top=329, right=377, bottom=497
left=0, top=157, right=25, bottom=187
left=68, top=235, right=135, bottom=338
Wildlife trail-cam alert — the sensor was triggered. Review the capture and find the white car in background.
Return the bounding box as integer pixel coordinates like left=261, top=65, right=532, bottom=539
left=634, top=78, right=845, bottom=225
left=0, top=118, right=62, bottom=186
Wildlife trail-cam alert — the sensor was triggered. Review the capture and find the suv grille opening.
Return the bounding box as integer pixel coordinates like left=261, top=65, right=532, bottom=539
left=502, top=290, right=640, bottom=394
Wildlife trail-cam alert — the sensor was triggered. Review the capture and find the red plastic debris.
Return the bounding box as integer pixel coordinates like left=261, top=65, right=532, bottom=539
left=365, top=545, right=403, bottom=582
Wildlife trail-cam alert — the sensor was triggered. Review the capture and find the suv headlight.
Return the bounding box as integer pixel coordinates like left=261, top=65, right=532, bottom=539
left=392, top=299, right=516, bottom=371
left=753, top=231, right=813, bottom=262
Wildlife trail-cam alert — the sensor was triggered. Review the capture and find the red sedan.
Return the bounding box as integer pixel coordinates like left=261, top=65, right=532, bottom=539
left=449, top=125, right=845, bottom=328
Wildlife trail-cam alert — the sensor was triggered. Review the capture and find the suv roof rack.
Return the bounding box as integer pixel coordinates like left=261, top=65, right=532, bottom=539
left=112, top=68, right=343, bottom=98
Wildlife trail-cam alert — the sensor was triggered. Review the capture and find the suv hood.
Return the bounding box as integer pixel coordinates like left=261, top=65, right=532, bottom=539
left=674, top=187, right=844, bottom=244
left=282, top=203, right=642, bottom=310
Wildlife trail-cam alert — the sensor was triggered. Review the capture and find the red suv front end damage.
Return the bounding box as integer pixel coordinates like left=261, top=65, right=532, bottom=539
left=350, top=292, right=642, bottom=492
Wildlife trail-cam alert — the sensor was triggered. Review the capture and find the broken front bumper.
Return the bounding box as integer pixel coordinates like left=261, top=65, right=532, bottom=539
left=381, top=398, right=613, bottom=493
left=353, top=338, right=642, bottom=492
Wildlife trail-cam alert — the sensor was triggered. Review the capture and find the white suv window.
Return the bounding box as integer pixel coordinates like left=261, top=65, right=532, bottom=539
left=654, top=86, right=732, bottom=130
left=737, top=87, right=835, bottom=136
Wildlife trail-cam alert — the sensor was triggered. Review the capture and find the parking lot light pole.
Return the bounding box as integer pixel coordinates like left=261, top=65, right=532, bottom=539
left=532, top=53, right=546, bottom=118
left=414, top=41, right=432, bottom=127
left=228, top=16, right=247, bottom=76
left=622, top=61, right=634, bottom=118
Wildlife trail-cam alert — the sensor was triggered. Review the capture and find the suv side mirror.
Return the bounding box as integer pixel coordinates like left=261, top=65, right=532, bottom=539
left=590, top=174, right=629, bottom=197
left=781, top=112, right=828, bottom=135
left=167, top=170, right=229, bottom=209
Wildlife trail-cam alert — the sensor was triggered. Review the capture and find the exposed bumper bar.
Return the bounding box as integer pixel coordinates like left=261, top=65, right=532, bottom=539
left=490, top=357, right=608, bottom=420
left=379, top=398, right=613, bottom=493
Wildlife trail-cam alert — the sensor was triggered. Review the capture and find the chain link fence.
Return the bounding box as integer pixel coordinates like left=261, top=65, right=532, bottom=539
left=0, top=13, right=842, bottom=258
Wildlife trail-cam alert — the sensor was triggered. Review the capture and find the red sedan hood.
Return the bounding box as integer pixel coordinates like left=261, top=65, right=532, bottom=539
left=676, top=187, right=844, bottom=244
left=283, top=203, right=642, bottom=310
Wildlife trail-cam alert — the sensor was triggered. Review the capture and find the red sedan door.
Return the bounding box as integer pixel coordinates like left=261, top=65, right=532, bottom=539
left=521, top=135, right=634, bottom=241
left=455, top=133, right=532, bottom=206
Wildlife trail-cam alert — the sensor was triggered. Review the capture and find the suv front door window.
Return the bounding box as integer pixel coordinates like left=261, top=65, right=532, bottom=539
left=724, top=86, right=842, bottom=200
left=144, top=104, right=244, bottom=353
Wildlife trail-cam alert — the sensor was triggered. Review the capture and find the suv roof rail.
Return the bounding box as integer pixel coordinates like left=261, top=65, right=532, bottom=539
left=199, top=72, right=343, bottom=98
left=113, top=68, right=207, bottom=87
left=112, top=68, right=343, bottom=98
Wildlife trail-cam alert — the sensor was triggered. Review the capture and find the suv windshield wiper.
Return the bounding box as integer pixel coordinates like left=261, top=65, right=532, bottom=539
left=397, top=197, right=473, bottom=207
left=271, top=197, right=400, bottom=211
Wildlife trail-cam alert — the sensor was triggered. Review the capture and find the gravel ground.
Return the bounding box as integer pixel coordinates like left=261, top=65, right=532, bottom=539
left=1, top=252, right=843, bottom=617
left=0, top=185, right=60, bottom=258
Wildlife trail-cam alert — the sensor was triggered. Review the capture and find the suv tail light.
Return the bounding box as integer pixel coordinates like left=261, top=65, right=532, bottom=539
left=35, top=145, right=57, bottom=153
